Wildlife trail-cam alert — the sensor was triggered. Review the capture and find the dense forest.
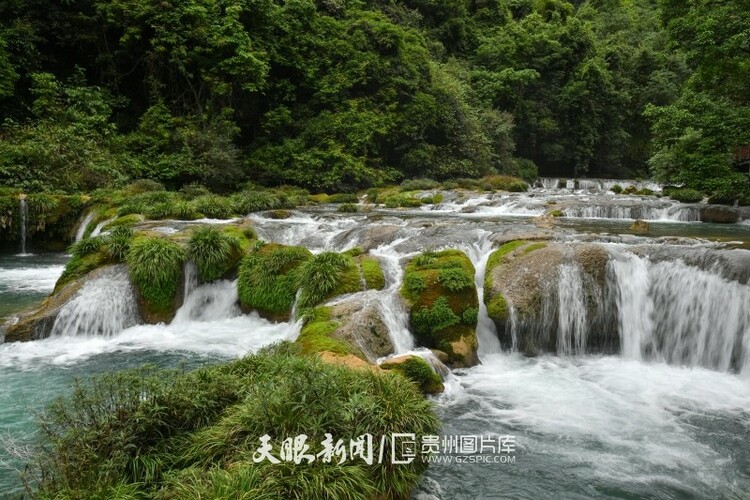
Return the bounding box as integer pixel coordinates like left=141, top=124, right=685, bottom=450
left=0, top=0, right=748, bottom=198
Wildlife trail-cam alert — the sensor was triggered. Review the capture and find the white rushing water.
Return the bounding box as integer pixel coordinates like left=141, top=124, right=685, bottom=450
left=90, top=217, right=116, bottom=237
left=556, top=263, right=588, bottom=355
left=0, top=265, right=65, bottom=293
left=74, top=211, right=96, bottom=242
left=49, top=267, right=140, bottom=338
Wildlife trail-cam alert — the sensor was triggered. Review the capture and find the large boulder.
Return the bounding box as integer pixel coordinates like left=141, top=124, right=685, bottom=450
left=380, top=354, right=444, bottom=394
left=296, top=295, right=395, bottom=363
left=700, top=206, right=740, bottom=224
left=484, top=241, right=614, bottom=355
left=400, top=249, right=479, bottom=367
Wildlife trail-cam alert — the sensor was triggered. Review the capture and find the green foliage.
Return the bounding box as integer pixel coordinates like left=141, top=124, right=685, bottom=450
left=412, top=296, right=461, bottom=336
left=188, top=227, right=244, bottom=282
left=297, top=252, right=360, bottom=309
left=337, top=203, right=359, bottom=213
left=382, top=356, right=444, bottom=394
left=296, top=307, right=352, bottom=356
left=482, top=175, right=529, bottom=192
left=437, top=267, right=474, bottom=292
left=384, top=195, right=424, bottom=208
left=327, top=193, right=358, bottom=204
left=126, top=237, right=186, bottom=314
left=610, top=184, right=623, bottom=194
left=400, top=178, right=439, bottom=191
left=106, top=226, right=133, bottom=262
left=28, top=343, right=439, bottom=499
left=237, top=244, right=312, bottom=318
left=70, top=236, right=107, bottom=259
left=668, top=188, right=704, bottom=203
left=190, top=195, right=235, bottom=219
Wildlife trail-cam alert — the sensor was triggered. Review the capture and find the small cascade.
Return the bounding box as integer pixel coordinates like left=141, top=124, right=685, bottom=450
left=74, top=212, right=96, bottom=242
left=556, top=264, right=588, bottom=355
left=460, top=231, right=501, bottom=356
left=370, top=238, right=415, bottom=353
left=18, top=197, right=28, bottom=255
left=607, top=253, right=653, bottom=360
left=182, top=261, right=199, bottom=300
left=172, top=279, right=240, bottom=324
left=50, top=268, right=140, bottom=337
left=90, top=217, right=116, bottom=237
left=564, top=204, right=700, bottom=222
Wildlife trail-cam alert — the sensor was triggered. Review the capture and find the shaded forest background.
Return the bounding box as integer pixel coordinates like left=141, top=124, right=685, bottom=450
left=0, top=0, right=748, bottom=196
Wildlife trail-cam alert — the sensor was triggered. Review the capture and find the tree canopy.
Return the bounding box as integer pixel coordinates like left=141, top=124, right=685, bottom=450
left=0, top=0, right=747, bottom=196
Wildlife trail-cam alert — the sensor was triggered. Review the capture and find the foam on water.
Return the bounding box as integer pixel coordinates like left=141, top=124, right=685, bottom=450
left=0, top=265, right=65, bottom=293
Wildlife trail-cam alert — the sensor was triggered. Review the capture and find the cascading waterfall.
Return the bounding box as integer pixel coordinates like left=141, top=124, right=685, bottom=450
left=74, top=212, right=96, bottom=242
left=90, top=217, right=116, bottom=237
left=556, top=264, right=588, bottom=355
left=504, top=245, right=750, bottom=374
left=18, top=198, right=28, bottom=255
left=50, top=267, right=140, bottom=337
left=608, top=251, right=750, bottom=373
left=172, top=279, right=240, bottom=323
left=183, top=260, right=199, bottom=300
left=460, top=231, right=501, bottom=356
left=370, top=238, right=415, bottom=353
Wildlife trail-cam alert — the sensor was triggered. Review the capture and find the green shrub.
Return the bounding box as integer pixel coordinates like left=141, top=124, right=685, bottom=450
left=384, top=195, right=423, bottom=208
left=381, top=356, right=444, bottom=394
left=125, top=179, right=166, bottom=194
left=400, top=178, right=439, bottom=191
left=636, top=188, right=654, bottom=196
left=482, top=175, right=528, bottom=192
left=412, top=296, right=461, bottom=335
left=179, top=182, right=212, bottom=200
left=366, top=188, right=380, bottom=203
left=190, top=194, right=235, bottom=219
left=453, top=178, right=482, bottom=189
left=437, top=267, right=473, bottom=292
left=188, top=227, right=244, bottom=282
left=623, top=185, right=638, bottom=194
left=462, top=307, right=479, bottom=324
left=231, top=191, right=283, bottom=214
left=327, top=193, right=358, bottom=203
left=29, top=342, right=439, bottom=499
left=69, top=235, right=107, bottom=258
left=127, top=237, right=186, bottom=314
left=337, top=203, right=359, bottom=213
left=669, top=188, right=704, bottom=203
left=610, top=184, right=623, bottom=194
left=238, top=244, right=312, bottom=319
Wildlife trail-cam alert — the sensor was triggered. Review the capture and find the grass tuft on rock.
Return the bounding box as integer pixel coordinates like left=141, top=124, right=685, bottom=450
left=126, top=236, right=186, bottom=316
left=237, top=243, right=312, bottom=320
left=188, top=226, right=245, bottom=282
left=297, top=252, right=361, bottom=309
left=27, top=342, right=439, bottom=499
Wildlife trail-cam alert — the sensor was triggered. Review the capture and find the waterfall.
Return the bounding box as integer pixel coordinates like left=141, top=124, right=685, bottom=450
left=460, top=231, right=501, bottom=356
left=172, top=279, right=240, bottom=323
left=556, top=264, right=588, bottom=355
left=182, top=260, right=199, bottom=300
left=370, top=238, right=415, bottom=353
left=74, top=212, right=96, bottom=242
left=50, top=267, right=140, bottom=337
left=607, top=252, right=750, bottom=373
left=90, top=217, right=116, bottom=237
left=18, top=198, right=28, bottom=255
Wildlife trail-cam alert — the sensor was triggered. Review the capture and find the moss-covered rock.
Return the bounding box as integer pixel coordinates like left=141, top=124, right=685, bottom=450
left=401, top=249, right=479, bottom=367
left=381, top=355, right=444, bottom=394
left=297, top=306, right=366, bottom=358
left=187, top=225, right=250, bottom=282
left=699, top=206, right=740, bottom=224
left=237, top=243, right=312, bottom=321
left=484, top=240, right=612, bottom=355
left=630, top=219, right=649, bottom=234
left=127, top=236, right=186, bottom=324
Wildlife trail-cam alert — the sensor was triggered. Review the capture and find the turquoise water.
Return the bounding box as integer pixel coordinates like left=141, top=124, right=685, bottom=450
left=0, top=254, right=68, bottom=322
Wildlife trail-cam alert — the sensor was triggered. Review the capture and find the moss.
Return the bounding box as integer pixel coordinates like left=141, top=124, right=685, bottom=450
left=104, top=214, right=144, bottom=230
left=462, top=307, right=478, bottom=324
left=437, top=267, right=473, bottom=292
left=267, top=209, right=291, bottom=219
left=610, top=184, right=623, bottom=194
left=327, top=193, right=358, bottom=203
left=127, top=236, right=186, bottom=318
left=381, top=356, right=444, bottom=394
left=296, top=307, right=359, bottom=357
left=486, top=293, right=509, bottom=322
left=55, top=249, right=111, bottom=292
left=384, top=195, right=422, bottom=208
left=484, top=240, right=529, bottom=290
left=547, top=209, right=564, bottom=217
left=308, top=193, right=330, bottom=203
left=337, top=203, right=359, bottom=213
left=412, top=296, right=461, bottom=335
left=359, top=256, right=385, bottom=290
left=237, top=243, right=312, bottom=320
